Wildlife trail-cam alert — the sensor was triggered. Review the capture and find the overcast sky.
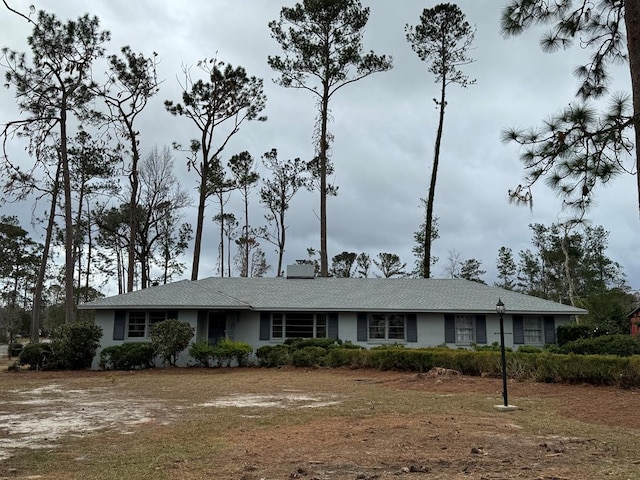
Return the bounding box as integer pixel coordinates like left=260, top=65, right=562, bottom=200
left=1, top=0, right=638, bottom=295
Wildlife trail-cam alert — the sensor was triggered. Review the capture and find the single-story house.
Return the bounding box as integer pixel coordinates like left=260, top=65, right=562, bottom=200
left=79, top=265, right=587, bottom=368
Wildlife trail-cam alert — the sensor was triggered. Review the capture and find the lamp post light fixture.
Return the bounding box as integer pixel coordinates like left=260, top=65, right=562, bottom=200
left=496, top=298, right=509, bottom=408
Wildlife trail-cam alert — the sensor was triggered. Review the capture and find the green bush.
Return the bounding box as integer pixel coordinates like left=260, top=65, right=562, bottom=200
left=150, top=319, right=194, bottom=366
left=560, top=334, right=640, bottom=357
left=99, top=343, right=155, bottom=370
left=291, top=346, right=328, bottom=367
left=253, top=343, right=640, bottom=388
left=517, top=345, right=543, bottom=354
left=471, top=342, right=502, bottom=352
left=557, top=323, right=593, bottom=346
left=532, top=353, right=629, bottom=386
left=212, top=338, right=253, bottom=367
left=325, top=346, right=366, bottom=367
left=335, top=341, right=364, bottom=350
left=256, top=344, right=292, bottom=367
left=285, top=338, right=339, bottom=350
left=18, top=342, right=52, bottom=370
left=189, top=341, right=216, bottom=367
left=50, top=321, right=103, bottom=370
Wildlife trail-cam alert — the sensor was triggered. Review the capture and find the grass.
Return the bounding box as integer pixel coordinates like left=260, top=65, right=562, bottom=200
left=0, top=367, right=639, bottom=479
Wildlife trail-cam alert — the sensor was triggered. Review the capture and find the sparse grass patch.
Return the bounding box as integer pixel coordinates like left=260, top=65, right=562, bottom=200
left=0, top=368, right=639, bottom=479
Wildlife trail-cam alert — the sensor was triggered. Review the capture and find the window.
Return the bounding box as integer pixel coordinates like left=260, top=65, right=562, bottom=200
left=127, top=311, right=169, bottom=338
left=270, top=313, right=327, bottom=339
left=128, top=312, right=147, bottom=338
left=367, top=313, right=406, bottom=341
left=455, top=314, right=474, bottom=344
left=524, top=316, right=543, bottom=344
left=445, top=314, right=486, bottom=345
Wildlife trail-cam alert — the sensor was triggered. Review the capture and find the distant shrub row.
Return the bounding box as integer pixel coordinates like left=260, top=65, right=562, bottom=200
left=257, top=338, right=640, bottom=388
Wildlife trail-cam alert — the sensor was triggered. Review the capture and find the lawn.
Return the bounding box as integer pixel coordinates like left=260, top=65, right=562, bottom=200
left=0, top=367, right=638, bottom=479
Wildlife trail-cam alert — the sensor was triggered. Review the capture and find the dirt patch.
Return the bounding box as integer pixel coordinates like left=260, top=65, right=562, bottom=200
left=198, top=392, right=342, bottom=409
left=0, top=383, right=168, bottom=461
left=0, top=367, right=639, bottom=479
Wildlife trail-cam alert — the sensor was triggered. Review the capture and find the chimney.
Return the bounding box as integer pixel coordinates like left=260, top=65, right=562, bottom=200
left=286, top=264, right=315, bottom=279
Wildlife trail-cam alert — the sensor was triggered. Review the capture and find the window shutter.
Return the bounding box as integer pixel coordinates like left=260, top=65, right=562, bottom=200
left=113, top=311, right=126, bottom=341
left=406, top=314, right=417, bottom=342
left=475, top=315, right=487, bottom=344
left=259, top=312, right=271, bottom=341
left=444, top=314, right=455, bottom=343
left=328, top=313, right=339, bottom=339
left=357, top=313, right=368, bottom=342
left=167, top=310, right=178, bottom=320
left=543, top=316, right=556, bottom=344
left=513, top=315, right=524, bottom=344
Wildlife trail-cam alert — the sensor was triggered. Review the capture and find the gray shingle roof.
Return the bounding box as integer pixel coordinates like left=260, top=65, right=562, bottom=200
left=79, top=277, right=586, bottom=315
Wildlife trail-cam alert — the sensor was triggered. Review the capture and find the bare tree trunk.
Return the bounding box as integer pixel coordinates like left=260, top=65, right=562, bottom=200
left=191, top=168, right=207, bottom=281
left=117, top=245, right=124, bottom=294
left=83, top=200, right=92, bottom=301
left=74, top=171, right=87, bottom=293
left=219, top=195, right=225, bottom=277
left=319, top=81, right=330, bottom=277
left=127, top=146, right=139, bottom=292
left=423, top=74, right=447, bottom=278
left=60, top=100, right=76, bottom=323
left=560, top=227, right=576, bottom=307
left=242, top=188, right=250, bottom=277
left=624, top=0, right=640, bottom=216
left=31, top=163, right=61, bottom=342
left=277, top=207, right=286, bottom=277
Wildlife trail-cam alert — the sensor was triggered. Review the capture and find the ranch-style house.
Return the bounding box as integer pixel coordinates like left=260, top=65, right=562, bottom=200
left=79, top=265, right=587, bottom=368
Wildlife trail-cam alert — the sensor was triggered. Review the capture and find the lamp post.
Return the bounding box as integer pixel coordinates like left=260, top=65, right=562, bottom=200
left=496, top=298, right=508, bottom=407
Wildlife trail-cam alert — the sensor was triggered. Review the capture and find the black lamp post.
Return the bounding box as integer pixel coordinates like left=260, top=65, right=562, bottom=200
left=496, top=298, right=508, bottom=407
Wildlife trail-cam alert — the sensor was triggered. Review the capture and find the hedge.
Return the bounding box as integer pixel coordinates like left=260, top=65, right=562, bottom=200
left=256, top=343, right=640, bottom=388
left=99, top=343, right=156, bottom=370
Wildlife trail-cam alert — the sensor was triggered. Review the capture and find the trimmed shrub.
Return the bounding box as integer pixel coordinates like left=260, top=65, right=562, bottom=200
left=285, top=338, right=339, bottom=350
left=99, top=343, right=155, bottom=370
left=560, top=334, right=640, bottom=357
left=212, top=338, right=253, bottom=367
left=472, top=342, right=503, bottom=352
left=291, top=346, right=328, bottom=367
left=50, top=321, right=103, bottom=370
left=326, top=346, right=366, bottom=368
left=256, top=344, right=292, bottom=367
left=18, top=342, right=52, bottom=370
left=189, top=341, right=216, bottom=367
left=517, top=345, right=543, bottom=354
left=253, top=343, right=640, bottom=388
left=150, top=319, right=194, bottom=366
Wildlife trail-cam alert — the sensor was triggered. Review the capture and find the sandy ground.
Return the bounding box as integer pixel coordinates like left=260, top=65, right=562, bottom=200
left=0, top=367, right=639, bottom=479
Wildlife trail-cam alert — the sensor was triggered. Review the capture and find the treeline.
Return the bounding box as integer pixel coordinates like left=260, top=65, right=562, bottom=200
left=0, top=1, right=636, bottom=342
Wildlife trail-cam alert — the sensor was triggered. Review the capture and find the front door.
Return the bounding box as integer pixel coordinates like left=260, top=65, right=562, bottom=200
left=208, top=312, right=226, bottom=345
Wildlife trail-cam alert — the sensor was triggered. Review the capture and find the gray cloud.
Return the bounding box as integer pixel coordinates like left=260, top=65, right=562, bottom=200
left=1, top=0, right=638, bottom=292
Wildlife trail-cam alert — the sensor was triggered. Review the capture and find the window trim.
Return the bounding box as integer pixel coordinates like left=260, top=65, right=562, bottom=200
left=126, top=310, right=169, bottom=339
left=367, top=313, right=407, bottom=343
left=269, top=312, right=328, bottom=340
